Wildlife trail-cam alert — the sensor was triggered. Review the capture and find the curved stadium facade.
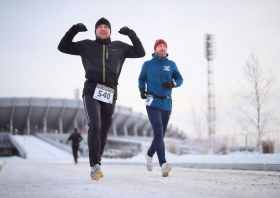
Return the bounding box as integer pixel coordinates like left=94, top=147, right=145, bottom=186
left=0, top=97, right=182, bottom=138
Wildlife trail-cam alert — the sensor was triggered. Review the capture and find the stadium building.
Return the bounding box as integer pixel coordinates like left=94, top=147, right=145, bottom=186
left=0, top=97, right=185, bottom=157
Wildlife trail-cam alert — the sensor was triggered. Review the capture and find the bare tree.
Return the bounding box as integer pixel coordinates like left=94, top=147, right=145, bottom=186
left=233, top=55, right=274, bottom=153
left=190, top=104, right=202, bottom=140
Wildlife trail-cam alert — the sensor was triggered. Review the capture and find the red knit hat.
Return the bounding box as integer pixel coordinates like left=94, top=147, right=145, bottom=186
left=154, top=39, right=167, bottom=51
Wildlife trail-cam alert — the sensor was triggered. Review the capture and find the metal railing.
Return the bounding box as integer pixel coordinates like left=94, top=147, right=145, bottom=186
left=213, top=130, right=280, bottom=153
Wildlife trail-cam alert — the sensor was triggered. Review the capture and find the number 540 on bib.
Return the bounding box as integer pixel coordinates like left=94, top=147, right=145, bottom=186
left=93, top=84, right=114, bottom=104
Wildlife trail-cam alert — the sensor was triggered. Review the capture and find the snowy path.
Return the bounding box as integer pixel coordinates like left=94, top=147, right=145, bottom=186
left=12, top=135, right=73, bottom=160
left=1, top=160, right=280, bottom=198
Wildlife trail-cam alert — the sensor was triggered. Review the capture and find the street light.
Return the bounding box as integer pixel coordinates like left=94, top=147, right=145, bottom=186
left=205, top=34, right=216, bottom=138
left=205, top=34, right=213, bottom=61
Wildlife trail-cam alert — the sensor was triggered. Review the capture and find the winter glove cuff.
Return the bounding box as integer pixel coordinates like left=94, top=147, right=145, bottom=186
left=70, top=25, right=79, bottom=34
left=140, top=88, right=147, bottom=99
left=128, top=29, right=136, bottom=37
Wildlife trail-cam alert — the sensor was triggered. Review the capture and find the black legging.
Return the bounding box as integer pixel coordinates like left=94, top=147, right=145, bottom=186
left=83, top=95, right=116, bottom=167
left=72, top=145, right=79, bottom=162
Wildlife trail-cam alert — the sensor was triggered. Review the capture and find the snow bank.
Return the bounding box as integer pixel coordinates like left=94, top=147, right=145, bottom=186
left=3, top=135, right=279, bottom=164
left=79, top=151, right=280, bottom=164
left=12, top=135, right=73, bottom=160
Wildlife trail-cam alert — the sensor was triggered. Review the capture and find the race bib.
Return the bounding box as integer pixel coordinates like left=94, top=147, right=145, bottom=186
left=93, top=84, right=114, bottom=104
left=145, top=94, right=154, bottom=106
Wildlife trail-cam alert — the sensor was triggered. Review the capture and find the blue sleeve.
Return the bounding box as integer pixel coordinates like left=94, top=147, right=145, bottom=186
left=172, top=63, right=183, bottom=87
left=138, top=63, right=146, bottom=90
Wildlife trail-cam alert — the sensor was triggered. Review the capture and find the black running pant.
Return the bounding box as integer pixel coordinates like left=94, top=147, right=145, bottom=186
left=83, top=95, right=116, bottom=167
left=72, top=145, right=79, bottom=162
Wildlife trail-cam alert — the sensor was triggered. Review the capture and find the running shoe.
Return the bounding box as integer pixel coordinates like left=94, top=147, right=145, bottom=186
left=90, top=164, right=104, bottom=180
left=161, top=163, right=172, bottom=177
left=145, top=153, right=153, bottom=171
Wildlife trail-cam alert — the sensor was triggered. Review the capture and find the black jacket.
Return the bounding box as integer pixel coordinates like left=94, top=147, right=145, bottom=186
left=67, top=132, right=83, bottom=147
left=58, top=26, right=145, bottom=99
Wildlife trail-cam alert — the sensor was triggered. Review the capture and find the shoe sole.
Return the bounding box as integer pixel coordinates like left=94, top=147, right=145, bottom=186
left=147, top=165, right=153, bottom=171
left=92, top=171, right=104, bottom=180
left=162, top=164, right=172, bottom=177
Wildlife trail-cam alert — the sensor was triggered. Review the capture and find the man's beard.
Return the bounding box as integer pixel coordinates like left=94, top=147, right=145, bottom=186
left=155, top=51, right=167, bottom=58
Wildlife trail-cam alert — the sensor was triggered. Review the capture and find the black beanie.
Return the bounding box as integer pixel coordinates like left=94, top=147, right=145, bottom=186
left=95, top=17, right=111, bottom=33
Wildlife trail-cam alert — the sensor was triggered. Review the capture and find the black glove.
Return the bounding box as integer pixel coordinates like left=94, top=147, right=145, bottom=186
left=162, top=81, right=175, bottom=89
left=140, top=88, right=147, bottom=99
left=118, top=26, right=136, bottom=37
left=74, top=23, right=87, bottom=33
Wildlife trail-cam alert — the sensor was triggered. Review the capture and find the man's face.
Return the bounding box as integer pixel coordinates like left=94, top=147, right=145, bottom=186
left=96, top=24, right=110, bottom=39
left=155, top=44, right=167, bottom=57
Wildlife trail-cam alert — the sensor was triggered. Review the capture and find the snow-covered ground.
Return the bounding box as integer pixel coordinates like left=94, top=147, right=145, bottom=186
left=93, top=151, right=280, bottom=164
left=0, top=160, right=280, bottom=198
left=1, top=135, right=280, bottom=197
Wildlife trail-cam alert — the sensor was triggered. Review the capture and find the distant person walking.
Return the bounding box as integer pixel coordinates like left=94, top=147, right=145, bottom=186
left=58, top=17, right=145, bottom=180
left=67, top=128, right=83, bottom=164
left=138, top=39, right=183, bottom=177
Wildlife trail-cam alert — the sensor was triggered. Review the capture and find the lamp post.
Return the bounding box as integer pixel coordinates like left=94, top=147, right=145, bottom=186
left=205, top=34, right=216, bottom=138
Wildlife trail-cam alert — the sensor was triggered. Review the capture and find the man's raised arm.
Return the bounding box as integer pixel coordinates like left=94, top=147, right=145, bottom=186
left=58, top=23, right=87, bottom=55
left=118, top=26, right=145, bottom=58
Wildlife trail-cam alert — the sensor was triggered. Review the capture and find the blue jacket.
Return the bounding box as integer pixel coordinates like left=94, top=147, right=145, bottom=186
left=138, top=54, right=183, bottom=110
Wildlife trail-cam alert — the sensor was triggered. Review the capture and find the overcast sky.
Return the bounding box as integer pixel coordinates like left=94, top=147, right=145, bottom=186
left=0, top=0, right=279, bottom=137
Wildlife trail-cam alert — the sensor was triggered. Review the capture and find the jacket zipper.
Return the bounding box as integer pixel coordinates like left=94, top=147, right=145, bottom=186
left=106, top=46, right=108, bottom=59
left=160, top=58, right=163, bottom=83
left=103, top=44, right=109, bottom=83
left=103, top=43, right=105, bottom=82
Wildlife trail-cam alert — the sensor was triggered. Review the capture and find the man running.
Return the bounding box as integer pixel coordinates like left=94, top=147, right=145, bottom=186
left=58, top=17, right=145, bottom=180
left=67, top=128, right=83, bottom=164
left=138, top=39, right=183, bottom=177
